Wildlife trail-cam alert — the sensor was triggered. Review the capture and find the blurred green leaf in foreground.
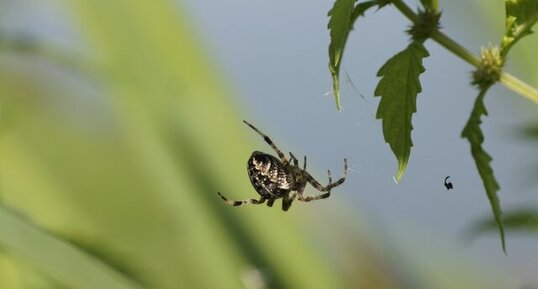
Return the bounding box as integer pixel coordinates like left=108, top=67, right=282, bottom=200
left=0, top=0, right=346, bottom=288
left=0, top=1, right=360, bottom=288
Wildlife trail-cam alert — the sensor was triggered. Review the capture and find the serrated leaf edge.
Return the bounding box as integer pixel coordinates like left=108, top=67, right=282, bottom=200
left=461, top=89, right=506, bottom=253
left=374, top=42, right=429, bottom=182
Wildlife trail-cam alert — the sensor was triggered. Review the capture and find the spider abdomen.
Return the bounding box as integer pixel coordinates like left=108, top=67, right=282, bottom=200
left=247, top=151, right=293, bottom=199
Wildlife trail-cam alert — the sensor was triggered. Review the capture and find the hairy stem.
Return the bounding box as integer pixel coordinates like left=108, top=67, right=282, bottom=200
left=390, top=0, right=538, bottom=103
left=430, top=31, right=481, bottom=67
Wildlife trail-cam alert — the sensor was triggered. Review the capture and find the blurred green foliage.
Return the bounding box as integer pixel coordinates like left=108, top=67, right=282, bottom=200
left=465, top=208, right=538, bottom=241
left=0, top=1, right=362, bottom=288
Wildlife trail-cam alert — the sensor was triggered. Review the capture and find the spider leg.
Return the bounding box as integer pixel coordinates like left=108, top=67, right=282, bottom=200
left=289, top=152, right=299, bottom=166
left=290, top=153, right=308, bottom=170
left=289, top=152, right=308, bottom=170
left=243, top=120, right=288, bottom=164
left=295, top=185, right=308, bottom=202
left=282, top=192, right=297, bottom=211
left=304, top=158, right=347, bottom=192
left=266, top=199, right=275, bottom=207
left=217, top=192, right=266, bottom=207
left=298, top=170, right=333, bottom=202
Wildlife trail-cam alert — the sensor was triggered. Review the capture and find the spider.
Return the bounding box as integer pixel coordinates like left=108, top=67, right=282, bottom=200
left=217, top=120, right=347, bottom=211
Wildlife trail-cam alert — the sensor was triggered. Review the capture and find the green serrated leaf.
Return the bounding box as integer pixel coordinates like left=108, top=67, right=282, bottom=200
left=328, top=0, right=376, bottom=110
left=501, top=0, right=538, bottom=56
left=374, top=41, right=429, bottom=181
left=461, top=89, right=506, bottom=253
left=351, top=1, right=378, bottom=25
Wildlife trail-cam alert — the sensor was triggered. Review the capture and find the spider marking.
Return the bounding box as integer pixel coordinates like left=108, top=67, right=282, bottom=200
left=217, top=120, right=347, bottom=211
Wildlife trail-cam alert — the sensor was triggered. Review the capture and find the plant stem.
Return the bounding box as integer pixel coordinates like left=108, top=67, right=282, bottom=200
left=391, top=0, right=481, bottom=66
left=390, top=0, right=538, bottom=103
left=390, top=0, right=418, bottom=22
left=430, top=31, right=481, bottom=67
left=500, top=72, right=538, bottom=103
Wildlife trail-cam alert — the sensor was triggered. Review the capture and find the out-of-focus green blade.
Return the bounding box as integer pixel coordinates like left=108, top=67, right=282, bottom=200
left=0, top=0, right=343, bottom=288
left=0, top=206, right=144, bottom=289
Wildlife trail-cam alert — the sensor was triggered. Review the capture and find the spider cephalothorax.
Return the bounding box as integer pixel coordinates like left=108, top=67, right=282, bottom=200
left=217, top=120, right=347, bottom=211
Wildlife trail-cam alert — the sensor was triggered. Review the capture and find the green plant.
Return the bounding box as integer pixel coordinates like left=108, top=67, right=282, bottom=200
left=327, top=0, right=538, bottom=252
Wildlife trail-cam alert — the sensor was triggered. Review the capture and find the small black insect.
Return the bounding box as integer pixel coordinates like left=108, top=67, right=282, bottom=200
left=218, top=120, right=347, bottom=211
left=444, top=176, right=453, bottom=190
